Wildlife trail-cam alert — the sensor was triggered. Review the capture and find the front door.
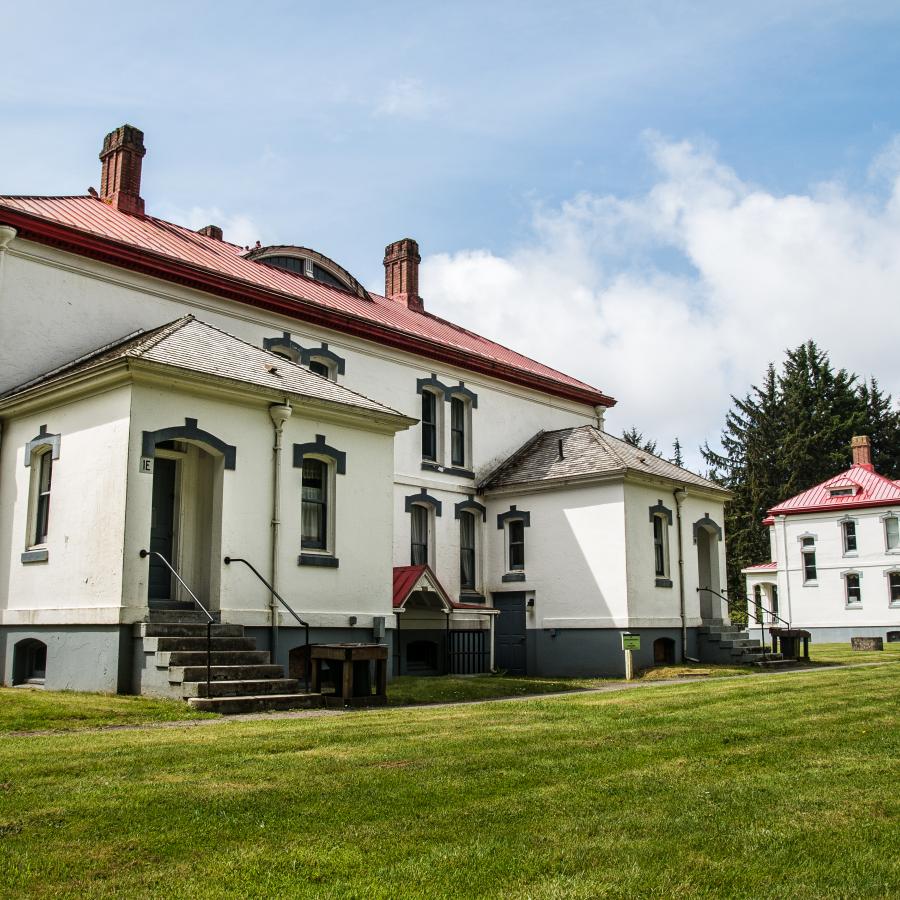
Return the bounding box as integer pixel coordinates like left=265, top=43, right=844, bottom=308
left=493, top=592, right=527, bottom=675
left=149, top=457, right=177, bottom=600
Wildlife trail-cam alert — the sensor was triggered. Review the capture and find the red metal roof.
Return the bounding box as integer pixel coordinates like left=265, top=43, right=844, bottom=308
left=767, top=464, right=900, bottom=517
left=0, top=196, right=615, bottom=408
left=742, top=561, right=777, bottom=572
left=392, top=565, right=495, bottom=611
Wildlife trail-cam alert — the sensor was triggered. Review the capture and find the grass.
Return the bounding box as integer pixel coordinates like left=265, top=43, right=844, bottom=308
left=0, top=688, right=216, bottom=734
left=1, top=661, right=898, bottom=898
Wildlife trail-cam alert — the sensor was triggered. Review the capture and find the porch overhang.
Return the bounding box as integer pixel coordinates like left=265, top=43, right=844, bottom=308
left=392, top=565, right=499, bottom=616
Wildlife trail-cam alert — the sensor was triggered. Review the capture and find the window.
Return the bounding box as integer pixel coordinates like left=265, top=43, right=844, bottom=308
left=421, top=390, right=438, bottom=462
left=844, top=572, right=862, bottom=607
left=460, top=512, right=476, bottom=590
left=450, top=396, right=466, bottom=467
left=753, top=585, right=763, bottom=624
left=841, top=520, right=857, bottom=554
left=888, top=572, right=900, bottom=606
left=308, top=359, right=332, bottom=379
left=508, top=519, right=525, bottom=571
left=411, top=505, right=429, bottom=565
left=801, top=536, right=817, bottom=583
left=885, top=516, right=899, bottom=551
left=829, top=487, right=855, bottom=497
left=301, top=458, right=328, bottom=550
left=32, top=451, right=52, bottom=546
left=653, top=514, right=669, bottom=578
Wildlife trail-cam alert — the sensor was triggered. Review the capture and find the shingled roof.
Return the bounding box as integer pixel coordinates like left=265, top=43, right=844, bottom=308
left=0, top=195, right=615, bottom=409
left=0, top=315, right=410, bottom=421
left=480, top=425, right=728, bottom=494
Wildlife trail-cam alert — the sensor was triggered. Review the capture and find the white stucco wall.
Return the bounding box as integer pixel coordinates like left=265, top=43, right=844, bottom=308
left=124, top=382, right=398, bottom=628
left=1, top=239, right=602, bottom=606
left=768, top=511, right=900, bottom=629
left=482, top=482, right=630, bottom=628
left=0, top=385, right=132, bottom=625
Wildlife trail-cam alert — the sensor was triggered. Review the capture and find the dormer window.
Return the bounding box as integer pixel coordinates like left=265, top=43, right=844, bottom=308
left=246, top=246, right=370, bottom=300
left=829, top=487, right=856, bottom=497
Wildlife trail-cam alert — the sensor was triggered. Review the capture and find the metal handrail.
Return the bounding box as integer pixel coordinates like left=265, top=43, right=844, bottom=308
left=698, top=585, right=791, bottom=657
left=223, top=556, right=311, bottom=693
left=140, top=549, right=213, bottom=696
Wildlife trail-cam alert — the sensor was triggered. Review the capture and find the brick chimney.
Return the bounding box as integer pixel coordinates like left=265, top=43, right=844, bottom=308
left=851, top=435, right=873, bottom=471
left=197, top=225, right=223, bottom=241
left=99, top=125, right=146, bottom=216
left=383, top=238, right=423, bottom=312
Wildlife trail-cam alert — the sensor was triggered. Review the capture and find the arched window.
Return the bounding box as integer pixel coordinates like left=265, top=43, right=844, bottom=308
left=450, top=395, right=467, bottom=467
left=308, top=358, right=333, bottom=379
left=459, top=511, right=477, bottom=590
left=411, top=504, right=430, bottom=565
left=421, top=389, right=440, bottom=462
left=649, top=502, right=672, bottom=585
left=843, top=571, right=862, bottom=607
left=498, top=506, right=530, bottom=582
left=883, top=514, right=899, bottom=552
left=32, top=450, right=53, bottom=546
left=301, top=458, right=329, bottom=550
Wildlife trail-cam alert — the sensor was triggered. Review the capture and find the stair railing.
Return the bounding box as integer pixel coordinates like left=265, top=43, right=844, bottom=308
left=140, top=549, right=213, bottom=697
left=223, top=557, right=311, bottom=693
left=697, top=586, right=790, bottom=657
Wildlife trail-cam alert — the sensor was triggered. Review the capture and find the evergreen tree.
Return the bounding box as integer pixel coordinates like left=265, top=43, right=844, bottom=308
left=671, top=437, right=684, bottom=468
left=703, top=341, right=900, bottom=611
left=622, top=426, right=657, bottom=455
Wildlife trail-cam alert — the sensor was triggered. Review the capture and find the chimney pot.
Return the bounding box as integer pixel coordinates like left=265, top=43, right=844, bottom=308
left=383, top=238, right=423, bottom=311
left=198, top=224, right=223, bottom=241
left=851, top=435, right=873, bottom=470
left=99, top=124, right=146, bottom=216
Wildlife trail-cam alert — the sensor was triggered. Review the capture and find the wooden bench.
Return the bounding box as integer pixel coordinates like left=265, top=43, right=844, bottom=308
left=310, top=643, right=388, bottom=707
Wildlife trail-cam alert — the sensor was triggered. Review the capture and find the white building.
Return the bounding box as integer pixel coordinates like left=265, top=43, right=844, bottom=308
left=744, top=436, right=900, bottom=642
left=0, top=124, right=730, bottom=699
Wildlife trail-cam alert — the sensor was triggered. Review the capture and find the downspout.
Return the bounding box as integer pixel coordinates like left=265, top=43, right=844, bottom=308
left=269, top=402, right=292, bottom=662
left=673, top=487, right=694, bottom=662
left=0, top=228, right=16, bottom=499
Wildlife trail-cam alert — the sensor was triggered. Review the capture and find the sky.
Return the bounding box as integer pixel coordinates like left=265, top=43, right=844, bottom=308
left=4, top=1, right=900, bottom=470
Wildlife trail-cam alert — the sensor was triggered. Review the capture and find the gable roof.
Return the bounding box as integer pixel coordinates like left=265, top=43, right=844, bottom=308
left=392, top=565, right=498, bottom=612
left=767, top=464, right=900, bottom=517
left=0, top=196, right=615, bottom=409
left=0, top=315, right=410, bottom=422
left=480, top=425, right=728, bottom=494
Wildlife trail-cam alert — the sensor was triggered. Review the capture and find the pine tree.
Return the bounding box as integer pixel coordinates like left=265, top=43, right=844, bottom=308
left=703, top=341, right=900, bottom=611
left=671, top=438, right=684, bottom=467
left=622, top=427, right=657, bottom=455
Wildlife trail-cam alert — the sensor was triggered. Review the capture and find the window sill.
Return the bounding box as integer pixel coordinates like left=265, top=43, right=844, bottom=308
left=655, top=577, right=673, bottom=588
left=842, top=552, right=858, bottom=558
left=21, top=548, right=49, bottom=564
left=421, top=461, right=475, bottom=479
left=502, top=572, right=526, bottom=583
left=298, top=554, right=339, bottom=568
left=459, top=592, right=486, bottom=604
left=803, top=581, right=818, bottom=587
left=845, top=604, right=862, bottom=610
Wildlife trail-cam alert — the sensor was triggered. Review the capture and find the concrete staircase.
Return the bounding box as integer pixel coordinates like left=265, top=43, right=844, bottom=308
left=697, top=624, right=796, bottom=668
left=135, top=607, right=323, bottom=714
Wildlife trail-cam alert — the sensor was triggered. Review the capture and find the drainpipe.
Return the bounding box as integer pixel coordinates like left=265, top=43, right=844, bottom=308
left=269, top=402, right=292, bottom=661
left=673, top=487, right=691, bottom=662
left=0, top=226, right=15, bottom=290
left=778, top=515, right=792, bottom=627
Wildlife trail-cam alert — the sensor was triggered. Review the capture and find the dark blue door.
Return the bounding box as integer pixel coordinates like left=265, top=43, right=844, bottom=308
left=149, top=458, right=176, bottom=600
left=493, top=592, right=527, bottom=675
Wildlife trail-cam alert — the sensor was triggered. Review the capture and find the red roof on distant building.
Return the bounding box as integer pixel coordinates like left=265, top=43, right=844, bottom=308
left=0, top=195, right=615, bottom=409
left=767, top=464, right=900, bottom=517
left=742, top=561, right=777, bottom=572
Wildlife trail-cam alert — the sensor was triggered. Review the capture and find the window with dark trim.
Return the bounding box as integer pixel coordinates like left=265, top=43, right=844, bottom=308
left=652, top=514, right=669, bottom=578
left=508, top=519, right=525, bottom=570
left=301, top=458, right=328, bottom=550
left=309, top=359, right=331, bottom=379
left=450, top=396, right=466, bottom=467
left=460, top=512, right=476, bottom=589
left=411, top=504, right=429, bottom=565
left=421, top=390, right=438, bottom=462
left=33, top=451, right=52, bottom=546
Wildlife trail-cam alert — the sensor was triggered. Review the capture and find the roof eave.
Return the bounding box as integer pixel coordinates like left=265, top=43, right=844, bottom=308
left=0, top=206, right=616, bottom=410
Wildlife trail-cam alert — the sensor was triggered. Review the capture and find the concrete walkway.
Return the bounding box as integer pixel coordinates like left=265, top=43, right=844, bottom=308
left=4, top=659, right=894, bottom=738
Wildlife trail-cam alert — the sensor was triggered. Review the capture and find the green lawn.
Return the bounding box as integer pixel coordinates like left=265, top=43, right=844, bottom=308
left=1, top=663, right=898, bottom=898
left=0, top=687, right=216, bottom=733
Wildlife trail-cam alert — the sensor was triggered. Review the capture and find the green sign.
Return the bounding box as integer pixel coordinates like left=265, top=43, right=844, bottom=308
left=621, top=634, right=641, bottom=651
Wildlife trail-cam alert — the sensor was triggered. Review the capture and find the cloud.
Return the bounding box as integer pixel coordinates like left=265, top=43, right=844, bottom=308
left=373, top=78, right=442, bottom=119
left=421, top=135, right=900, bottom=471
left=155, top=205, right=262, bottom=249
